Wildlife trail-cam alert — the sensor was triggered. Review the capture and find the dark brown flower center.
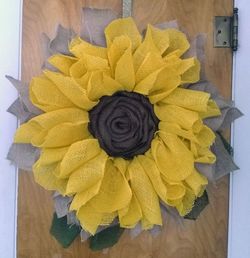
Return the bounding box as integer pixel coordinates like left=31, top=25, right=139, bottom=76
left=88, top=91, right=159, bottom=159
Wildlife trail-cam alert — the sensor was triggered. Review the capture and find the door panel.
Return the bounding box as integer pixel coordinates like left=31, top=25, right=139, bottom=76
left=19, top=0, right=233, bottom=257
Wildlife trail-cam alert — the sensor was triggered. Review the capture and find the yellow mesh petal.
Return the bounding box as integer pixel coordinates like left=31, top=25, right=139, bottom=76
left=159, top=122, right=197, bottom=143
left=14, top=122, right=41, bottom=143
left=148, top=71, right=181, bottom=103
left=181, top=57, right=199, bottom=74
left=48, top=54, right=77, bottom=75
left=163, top=54, right=182, bottom=72
left=78, top=54, right=109, bottom=72
left=164, top=181, right=186, bottom=202
left=74, top=72, right=91, bottom=89
left=195, top=147, right=216, bottom=164
left=31, top=122, right=90, bottom=148
left=59, top=139, right=101, bottom=179
left=133, top=68, right=163, bottom=95
left=30, top=130, right=47, bottom=146
left=152, top=134, right=194, bottom=181
left=128, top=158, right=162, bottom=226
left=70, top=181, right=102, bottom=211
left=66, top=151, right=108, bottom=195
left=31, top=108, right=88, bottom=129
left=139, top=65, right=182, bottom=103
left=77, top=203, right=103, bottom=235
left=133, top=26, right=161, bottom=72
left=87, top=71, right=123, bottom=101
left=30, top=76, right=75, bottom=112
left=199, top=99, right=221, bottom=119
left=159, top=121, right=215, bottom=149
left=135, top=52, right=165, bottom=83
left=192, top=119, right=204, bottom=133
left=141, top=218, right=155, bottom=230
left=69, top=37, right=107, bottom=59
left=138, top=154, right=185, bottom=206
left=164, top=198, right=182, bottom=208
left=165, top=49, right=183, bottom=58
left=69, top=58, right=87, bottom=78
left=164, top=56, right=200, bottom=79
left=44, top=70, right=97, bottom=110
left=15, top=108, right=88, bottom=145
left=164, top=29, right=190, bottom=57
left=113, top=157, right=129, bottom=175
left=185, top=169, right=208, bottom=197
left=137, top=155, right=168, bottom=203
left=119, top=194, right=142, bottom=228
left=146, top=24, right=170, bottom=54
left=100, top=212, right=117, bottom=226
left=161, top=88, right=210, bottom=112
left=181, top=58, right=200, bottom=83
left=107, top=35, right=135, bottom=90
left=39, top=146, right=69, bottom=166
left=33, top=161, right=67, bottom=195
left=114, top=46, right=135, bottom=91
left=176, top=188, right=196, bottom=216
left=154, top=104, right=199, bottom=129
left=77, top=202, right=116, bottom=235
left=190, top=141, right=198, bottom=157
left=196, top=125, right=215, bottom=147
left=105, top=17, right=141, bottom=52
left=108, top=35, right=130, bottom=75
left=88, top=160, right=132, bottom=213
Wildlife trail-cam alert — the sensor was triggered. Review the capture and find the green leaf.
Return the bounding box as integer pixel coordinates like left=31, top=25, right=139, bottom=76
left=217, top=131, right=234, bottom=156
left=184, top=191, right=209, bottom=220
left=50, top=213, right=81, bottom=248
left=89, top=225, right=124, bottom=251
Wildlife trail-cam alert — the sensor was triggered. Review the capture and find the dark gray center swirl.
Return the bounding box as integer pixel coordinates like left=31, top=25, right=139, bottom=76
left=88, top=91, right=159, bottom=159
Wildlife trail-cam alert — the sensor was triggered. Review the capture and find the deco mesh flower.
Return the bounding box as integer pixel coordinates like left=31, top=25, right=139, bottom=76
left=7, top=8, right=242, bottom=250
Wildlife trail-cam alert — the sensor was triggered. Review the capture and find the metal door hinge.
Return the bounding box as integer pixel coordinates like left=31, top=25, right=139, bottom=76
left=214, top=8, right=238, bottom=51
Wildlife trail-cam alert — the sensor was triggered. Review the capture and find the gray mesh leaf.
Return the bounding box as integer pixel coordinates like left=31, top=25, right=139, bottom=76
left=81, top=8, right=118, bottom=47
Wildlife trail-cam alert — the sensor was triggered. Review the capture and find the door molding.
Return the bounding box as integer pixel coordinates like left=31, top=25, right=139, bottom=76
left=0, top=0, right=22, bottom=257
left=228, top=0, right=250, bottom=257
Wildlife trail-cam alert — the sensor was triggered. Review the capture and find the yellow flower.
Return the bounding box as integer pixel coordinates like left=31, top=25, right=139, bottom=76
left=14, top=18, right=221, bottom=235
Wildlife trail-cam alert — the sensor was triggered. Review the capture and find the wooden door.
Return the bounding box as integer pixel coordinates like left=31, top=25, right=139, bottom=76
left=19, top=0, right=233, bottom=257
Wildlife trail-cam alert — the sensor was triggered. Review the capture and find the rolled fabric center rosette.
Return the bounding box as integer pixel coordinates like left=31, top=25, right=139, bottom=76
left=88, top=91, right=159, bottom=159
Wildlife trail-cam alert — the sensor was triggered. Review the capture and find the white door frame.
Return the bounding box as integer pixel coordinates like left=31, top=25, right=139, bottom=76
left=228, top=0, right=250, bottom=257
left=0, top=0, right=249, bottom=257
left=0, top=0, right=22, bottom=257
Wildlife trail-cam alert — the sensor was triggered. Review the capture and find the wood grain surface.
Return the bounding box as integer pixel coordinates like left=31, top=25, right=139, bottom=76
left=19, top=0, right=233, bottom=257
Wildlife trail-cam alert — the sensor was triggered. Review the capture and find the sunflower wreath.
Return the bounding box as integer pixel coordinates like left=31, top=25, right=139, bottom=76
left=7, top=8, right=242, bottom=251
